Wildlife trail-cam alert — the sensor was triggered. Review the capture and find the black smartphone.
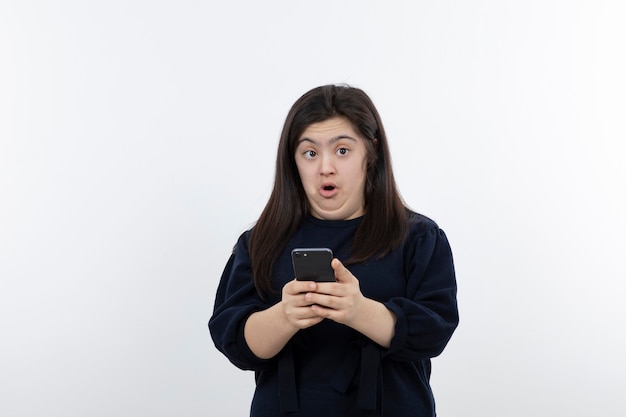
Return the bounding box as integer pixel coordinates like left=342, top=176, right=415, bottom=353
left=291, top=248, right=335, bottom=282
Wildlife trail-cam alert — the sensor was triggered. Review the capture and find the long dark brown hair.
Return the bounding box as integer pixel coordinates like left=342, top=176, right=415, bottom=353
left=248, top=85, right=408, bottom=297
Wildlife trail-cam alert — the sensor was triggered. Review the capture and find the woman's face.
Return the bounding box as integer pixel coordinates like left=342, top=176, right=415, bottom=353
left=294, top=117, right=368, bottom=221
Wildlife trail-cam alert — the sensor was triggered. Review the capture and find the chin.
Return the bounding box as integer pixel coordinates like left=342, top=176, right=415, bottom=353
left=313, top=208, right=361, bottom=221
left=311, top=209, right=343, bottom=221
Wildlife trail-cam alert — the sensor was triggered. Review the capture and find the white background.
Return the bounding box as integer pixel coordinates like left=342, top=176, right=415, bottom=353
left=1, top=1, right=625, bottom=416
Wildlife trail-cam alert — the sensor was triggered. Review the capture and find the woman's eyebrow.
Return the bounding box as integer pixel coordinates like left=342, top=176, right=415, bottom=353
left=297, top=135, right=358, bottom=145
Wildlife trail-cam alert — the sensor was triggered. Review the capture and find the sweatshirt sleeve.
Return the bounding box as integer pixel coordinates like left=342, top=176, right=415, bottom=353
left=383, top=219, right=459, bottom=360
left=208, top=231, right=273, bottom=371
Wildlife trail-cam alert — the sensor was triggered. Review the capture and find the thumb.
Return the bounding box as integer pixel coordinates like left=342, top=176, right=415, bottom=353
left=331, top=258, right=352, bottom=283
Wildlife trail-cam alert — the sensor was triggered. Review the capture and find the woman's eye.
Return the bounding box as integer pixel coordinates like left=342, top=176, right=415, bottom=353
left=304, top=150, right=317, bottom=159
left=337, top=147, right=349, bottom=156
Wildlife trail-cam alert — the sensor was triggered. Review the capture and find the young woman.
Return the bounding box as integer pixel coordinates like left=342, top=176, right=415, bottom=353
left=209, top=85, right=459, bottom=416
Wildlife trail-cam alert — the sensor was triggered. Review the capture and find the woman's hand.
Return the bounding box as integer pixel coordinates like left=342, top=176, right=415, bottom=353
left=305, top=258, right=365, bottom=326
left=245, top=260, right=396, bottom=359
left=281, top=279, right=325, bottom=330
left=244, top=279, right=323, bottom=360
left=305, top=259, right=397, bottom=348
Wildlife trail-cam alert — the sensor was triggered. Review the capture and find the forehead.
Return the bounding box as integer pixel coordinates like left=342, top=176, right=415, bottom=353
left=298, top=117, right=362, bottom=142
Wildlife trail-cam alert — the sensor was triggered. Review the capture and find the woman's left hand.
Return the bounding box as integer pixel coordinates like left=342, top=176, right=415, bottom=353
left=306, top=258, right=364, bottom=327
left=306, top=258, right=397, bottom=347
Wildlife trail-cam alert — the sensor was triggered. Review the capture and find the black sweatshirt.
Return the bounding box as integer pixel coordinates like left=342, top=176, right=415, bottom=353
left=209, top=212, right=459, bottom=416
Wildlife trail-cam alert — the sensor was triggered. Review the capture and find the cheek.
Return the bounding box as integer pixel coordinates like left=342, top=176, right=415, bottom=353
left=353, top=161, right=368, bottom=184
left=296, top=165, right=315, bottom=188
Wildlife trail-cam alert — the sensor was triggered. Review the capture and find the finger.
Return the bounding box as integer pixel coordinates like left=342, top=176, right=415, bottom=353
left=293, top=315, right=324, bottom=329
left=284, top=279, right=317, bottom=295
left=331, top=258, right=354, bottom=284
left=305, top=291, right=340, bottom=310
left=284, top=291, right=319, bottom=309
left=310, top=303, right=346, bottom=322
left=286, top=306, right=324, bottom=329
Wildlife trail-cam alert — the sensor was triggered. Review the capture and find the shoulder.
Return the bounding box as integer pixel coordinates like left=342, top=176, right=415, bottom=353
left=402, top=209, right=453, bottom=256
left=230, top=228, right=254, bottom=255
left=401, top=210, right=454, bottom=274
left=405, top=209, right=442, bottom=236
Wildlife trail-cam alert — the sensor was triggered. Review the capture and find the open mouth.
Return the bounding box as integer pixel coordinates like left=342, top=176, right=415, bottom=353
left=320, top=184, right=338, bottom=197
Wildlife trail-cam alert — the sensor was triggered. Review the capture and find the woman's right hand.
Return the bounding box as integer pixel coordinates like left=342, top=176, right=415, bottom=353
left=281, top=279, right=325, bottom=329
left=244, top=279, right=324, bottom=359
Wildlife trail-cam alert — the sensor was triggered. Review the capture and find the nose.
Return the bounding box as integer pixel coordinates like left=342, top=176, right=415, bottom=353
left=319, top=153, right=335, bottom=176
